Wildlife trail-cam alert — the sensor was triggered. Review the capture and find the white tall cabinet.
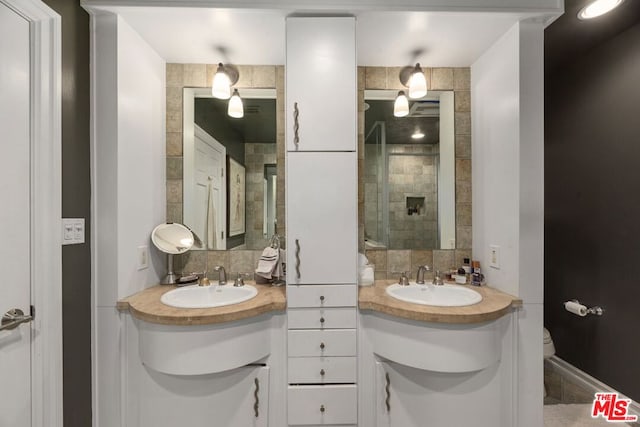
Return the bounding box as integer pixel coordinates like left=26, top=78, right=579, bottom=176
left=285, top=16, right=359, bottom=426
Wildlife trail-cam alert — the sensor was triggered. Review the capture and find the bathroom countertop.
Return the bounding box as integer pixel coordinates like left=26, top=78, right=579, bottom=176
left=117, top=282, right=286, bottom=326
left=358, top=280, right=522, bottom=324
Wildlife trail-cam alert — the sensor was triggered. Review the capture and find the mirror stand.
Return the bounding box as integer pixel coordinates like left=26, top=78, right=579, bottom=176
left=161, top=254, right=179, bottom=285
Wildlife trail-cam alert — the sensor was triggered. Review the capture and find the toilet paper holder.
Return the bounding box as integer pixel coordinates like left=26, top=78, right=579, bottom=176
left=566, top=299, right=604, bottom=316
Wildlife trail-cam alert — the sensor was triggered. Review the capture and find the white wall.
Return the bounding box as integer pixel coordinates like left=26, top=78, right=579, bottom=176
left=471, top=19, right=544, bottom=427
left=92, top=13, right=165, bottom=427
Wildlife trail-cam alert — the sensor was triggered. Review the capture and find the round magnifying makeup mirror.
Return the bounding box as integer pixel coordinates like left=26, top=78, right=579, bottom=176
left=151, top=223, right=199, bottom=284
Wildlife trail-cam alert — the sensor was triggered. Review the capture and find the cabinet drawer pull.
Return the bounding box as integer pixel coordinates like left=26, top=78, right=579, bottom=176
left=319, top=295, right=325, bottom=302
left=254, top=378, right=260, bottom=417
left=295, top=239, right=301, bottom=280
left=293, top=102, right=300, bottom=146
left=320, top=342, right=325, bottom=350
left=320, top=369, right=325, bottom=376
left=320, top=317, right=325, bottom=324
left=385, top=372, right=391, bottom=412
left=320, top=404, right=325, bottom=413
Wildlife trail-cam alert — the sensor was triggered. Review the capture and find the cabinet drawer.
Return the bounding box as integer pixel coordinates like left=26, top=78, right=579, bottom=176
left=288, top=330, right=356, bottom=357
left=288, top=357, right=357, bottom=384
left=287, top=285, right=357, bottom=308
left=288, top=308, right=356, bottom=329
left=288, top=385, right=357, bottom=425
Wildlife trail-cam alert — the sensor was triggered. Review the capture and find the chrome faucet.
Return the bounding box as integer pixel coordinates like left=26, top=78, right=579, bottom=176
left=416, top=265, right=431, bottom=285
left=213, top=266, right=227, bottom=286
left=433, top=270, right=444, bottom=286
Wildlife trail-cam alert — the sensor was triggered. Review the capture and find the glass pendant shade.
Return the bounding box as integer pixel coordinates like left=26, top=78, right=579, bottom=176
left=394, top=91, right=409, bottom=117
left=578, top=0, right=624, bottom=19
left=212, top=63, right=232, bottom=99
left=408, top=64, right=427, bottom=99
left=228, top=89, right=244, bottom=118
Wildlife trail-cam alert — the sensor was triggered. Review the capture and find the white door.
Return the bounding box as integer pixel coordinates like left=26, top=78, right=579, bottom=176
left=0, top=2, right=33, bottom=426
left=286, top=152, right=358, bottom=284
left=286, top=17, right=356, bottom=151
left=188, top=125, right=226, bottom=250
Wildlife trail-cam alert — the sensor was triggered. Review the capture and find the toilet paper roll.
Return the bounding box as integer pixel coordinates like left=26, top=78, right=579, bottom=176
left=564, top=301, right=587, bottom=317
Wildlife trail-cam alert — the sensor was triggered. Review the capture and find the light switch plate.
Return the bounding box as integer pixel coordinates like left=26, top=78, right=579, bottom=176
left=62, top=218, right=85, bottom=245
left=137, top=245, right=149, bottom=270
left=489, top=245, right=500, bottom=269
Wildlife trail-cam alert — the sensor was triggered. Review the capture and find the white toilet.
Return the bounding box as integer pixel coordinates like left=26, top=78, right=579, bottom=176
left=543, top=328, right=556, bottom=398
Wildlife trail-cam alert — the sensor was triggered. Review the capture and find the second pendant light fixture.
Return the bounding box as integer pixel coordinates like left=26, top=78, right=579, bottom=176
left=211, top=63, right=244, bottom=118
left=394, top=63, right=428, bottom=117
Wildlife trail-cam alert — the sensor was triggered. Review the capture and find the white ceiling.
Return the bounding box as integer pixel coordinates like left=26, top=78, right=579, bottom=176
left=108, top=7, right=525, bottom=66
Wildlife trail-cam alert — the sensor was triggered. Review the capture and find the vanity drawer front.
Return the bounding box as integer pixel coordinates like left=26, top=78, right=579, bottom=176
left=288, top=357, right=357, bottom=384
left=288, top=330, right=356, bottom=357
left=288, top=308, right=356, bottom=329
left=287, top=284, right=357, bottom=308
left=288, top=385, right=357, bottom=425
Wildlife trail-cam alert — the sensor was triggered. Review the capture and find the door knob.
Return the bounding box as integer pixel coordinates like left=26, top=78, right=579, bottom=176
left=1, top=308, right=33, bottom=331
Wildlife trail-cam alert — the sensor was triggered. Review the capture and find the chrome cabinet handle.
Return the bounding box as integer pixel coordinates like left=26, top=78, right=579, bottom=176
left=385, top=372, right=391, bottom=412
left=293, top=102, right=300, bottom=147
left=1, top=308, right=33, bottom=331
left=319, top=295, right=325, bottom=302
left=319, top=317, right=325, bottom=324
left=320, top=369, right=325, bottom=376
left=295, top=239, right=301, bottom=280
left=320, top=404, right=325, bottom=413
left=320, top=342, right=325, bottom=350
left=253, top=378, right=260, bottom=417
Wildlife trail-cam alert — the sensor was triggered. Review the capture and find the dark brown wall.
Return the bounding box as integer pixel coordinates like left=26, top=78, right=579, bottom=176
left=42, top=0, right=92, bottom=425
left=545, top=21, right=640, bottom=401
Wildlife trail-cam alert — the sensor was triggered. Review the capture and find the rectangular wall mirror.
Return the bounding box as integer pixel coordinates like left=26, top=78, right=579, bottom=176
left=183, top=87, right=277, bottom=250
left=364, top=89, right=455, bottom=251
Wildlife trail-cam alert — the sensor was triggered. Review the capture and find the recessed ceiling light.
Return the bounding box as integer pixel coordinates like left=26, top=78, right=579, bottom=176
left=411, top=131, right=425, bottom=140
left=578, top=0, right=625, bottom=20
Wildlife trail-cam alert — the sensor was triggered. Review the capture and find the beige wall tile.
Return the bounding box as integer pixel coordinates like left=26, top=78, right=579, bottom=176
left=166, top=86, right=182, bottom=112
left=455, top=112, right=471, bottom=135
left=365, top=249, right=388, bottom=273
left=166, top=64, right=184, bottom=88
left=235, top=65, right=253, bottom=88
left=387, top=249, right=411, bottom=274
left=182, top=250, right=206, bottom=274
left=167, top=203, right=182, bottom=223
left=357, top=66, right=365, bottom=91
left=457, top=226, right=472, bottom=249
left=166, top=180, right=182, bottom=203
left=431, top=68, right=454, bottom=90
left=456, top=159, right=472, bottom=182
left=229, top=250, right=255, bottom=275
left=206, top=251, right=230, bottom=279
left=456, top=203, right=472, bottom=227
left=183, top=64, right=207, bottom=88
left=365, top=67, right=386, bottom=89
left=167, top=132, right=183, bottom=156
left=455, top=135, right=471, bottom=159
left=433, top=250, right=455, bottom=272
left=385, top=67, right=406, bottom=90
left=166, top=157, right=182, bottom=180
left=455, top=91, right=471, bottom=112
left=456, top=181, right=472, bottom=203
left=453, top=68, right=471, bottom=90
left=411, top=250, right=433, bottom=273
left=252, top=65, right=276, bottom=88
left=454, top=249, right=472, bottom=269
left=166, top=109, right=182, bottom=133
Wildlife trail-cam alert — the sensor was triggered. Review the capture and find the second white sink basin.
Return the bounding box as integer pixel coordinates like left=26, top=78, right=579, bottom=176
left=161, top=284, right=258, bottom=309
left=386, top=283, right=482, bottom=307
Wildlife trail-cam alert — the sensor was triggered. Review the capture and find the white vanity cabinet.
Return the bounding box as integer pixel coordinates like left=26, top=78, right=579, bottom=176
left=285, top=17, right=356, bottom=152
left=286, top=152, right=358, bottom=284
left=133, top=365, right=270, bottom=427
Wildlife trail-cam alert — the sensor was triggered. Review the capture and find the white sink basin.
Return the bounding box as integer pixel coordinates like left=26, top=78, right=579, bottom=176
left=386, top=283, right=482, bottom=307
left=161, top=284, right=258, bottom=309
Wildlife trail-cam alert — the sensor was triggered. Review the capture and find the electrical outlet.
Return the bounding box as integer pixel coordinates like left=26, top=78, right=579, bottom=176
left=489, top=245, right=500, bottom=269
left=137, top=245, right=149, bottom=270
left=62, top=218, right=85, bottom=245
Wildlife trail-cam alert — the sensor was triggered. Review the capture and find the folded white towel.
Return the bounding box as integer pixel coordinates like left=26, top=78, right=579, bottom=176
left=256, top=246, right=280, bottom=279
left=359, top=265, right=375, bottom=286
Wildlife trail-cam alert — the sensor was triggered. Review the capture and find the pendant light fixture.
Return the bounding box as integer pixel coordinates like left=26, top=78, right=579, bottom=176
left=408, top=63, right=427, bottom=98
left=393, top=91, right=409, bottom=117
left=228, top=88, right=244, bottom=118
left=211, top=63, right=239, bottom=100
